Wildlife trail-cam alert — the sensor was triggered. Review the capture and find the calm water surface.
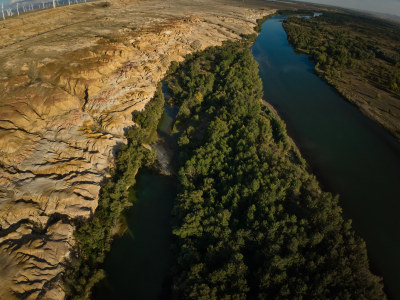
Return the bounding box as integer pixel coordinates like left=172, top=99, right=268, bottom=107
left=252, top=15, right=400, bottom=299
left=93, top=102, right=178, bottom=299
left=93, top=170, right=176, bottom=299
left=94, top=17, right=400, bottom=299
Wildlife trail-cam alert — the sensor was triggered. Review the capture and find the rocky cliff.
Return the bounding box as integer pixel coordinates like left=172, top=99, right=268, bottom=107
left=0, top=0, right=273, bottom=298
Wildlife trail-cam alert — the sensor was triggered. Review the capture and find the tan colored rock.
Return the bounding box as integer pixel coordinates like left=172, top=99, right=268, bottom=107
left=0, top=0, right=274, bottom=298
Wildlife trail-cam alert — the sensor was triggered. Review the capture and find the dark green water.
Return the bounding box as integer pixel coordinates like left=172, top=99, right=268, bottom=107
left=159, top=81, right=179, bottom=145
left=158, top=102, right=179, bottom=139
left=93, top=102, right=178, bottom=299
left=93, top=170, right=176, bottom=299
left=252, top=15, right=400, bottom=299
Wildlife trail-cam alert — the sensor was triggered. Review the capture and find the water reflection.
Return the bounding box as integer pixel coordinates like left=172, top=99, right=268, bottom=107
left=252, top=14, right=400, bottom=299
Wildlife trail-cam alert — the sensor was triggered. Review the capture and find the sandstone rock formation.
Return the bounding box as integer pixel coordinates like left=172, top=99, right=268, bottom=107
left=0, top=0, right=274, bottom=298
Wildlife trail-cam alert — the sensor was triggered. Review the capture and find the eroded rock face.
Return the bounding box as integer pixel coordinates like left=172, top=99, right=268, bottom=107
left=0, top=0, right=273, bottom=298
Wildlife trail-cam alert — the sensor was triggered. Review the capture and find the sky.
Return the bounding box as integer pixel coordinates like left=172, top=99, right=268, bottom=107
left=294, top=0, right=400, bottom=17
left=2, top=0, right=400, bottom=17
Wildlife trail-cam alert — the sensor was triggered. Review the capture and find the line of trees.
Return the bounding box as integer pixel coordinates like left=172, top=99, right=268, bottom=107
left=282, top=12, right=400, bottom=95
left=61, top=15, right=387, bottom=298
left=166, top=39, right=385, bottom=299
left=63, top=84, right=165, bottom=299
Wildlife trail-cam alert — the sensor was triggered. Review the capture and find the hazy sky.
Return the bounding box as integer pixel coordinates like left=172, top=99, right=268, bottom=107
left=2, top=0, right=400, bottom=17
left=295, top=0, right=400, bottom=17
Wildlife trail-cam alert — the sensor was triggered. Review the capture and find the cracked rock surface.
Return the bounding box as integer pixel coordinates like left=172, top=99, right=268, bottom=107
left=0, top=0, right=273, bottom=298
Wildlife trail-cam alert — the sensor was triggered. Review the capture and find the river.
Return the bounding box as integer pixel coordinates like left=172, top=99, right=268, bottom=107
left=94, top=15, right=400, bottom=299
left=252, top=15, right=400, bottom=299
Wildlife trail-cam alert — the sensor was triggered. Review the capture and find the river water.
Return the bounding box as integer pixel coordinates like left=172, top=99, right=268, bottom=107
left=93, top=103, right=178, bottom=299
left=94, top=15, right=400, bottom=299
left=252, top=15, right=400, bottom=299
left=93, top=170, right=176, bottom=299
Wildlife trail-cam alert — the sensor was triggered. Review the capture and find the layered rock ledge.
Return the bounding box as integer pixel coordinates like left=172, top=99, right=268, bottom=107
left=0, top=0, right=273, bottom=298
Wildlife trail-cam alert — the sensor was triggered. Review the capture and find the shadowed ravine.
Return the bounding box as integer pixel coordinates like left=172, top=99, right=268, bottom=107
left=93, top=90, right=178, bottom=299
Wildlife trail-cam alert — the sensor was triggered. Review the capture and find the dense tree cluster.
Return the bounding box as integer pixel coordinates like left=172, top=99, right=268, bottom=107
left=167, top=41, right=385, bottom=299
left=63, top=84, right=165, bottom=299
left=282, top=12, right=400, bottom=94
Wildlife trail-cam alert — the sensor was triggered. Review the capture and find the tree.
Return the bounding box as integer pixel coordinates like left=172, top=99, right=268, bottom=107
left=167, top=38, right=385, bottom=299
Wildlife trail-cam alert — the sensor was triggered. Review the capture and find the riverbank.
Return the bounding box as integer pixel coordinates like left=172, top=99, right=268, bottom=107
left=281, top=11, right=400, bottom=140
left=84, top=14, right=388, bottom=299
left=63, top=84, right=165, bottom=298
left=165, top=34, right=384, bottom=298
left=91, top=84, right=180, bottom=298
left=253, top=14, right=400, bottom=299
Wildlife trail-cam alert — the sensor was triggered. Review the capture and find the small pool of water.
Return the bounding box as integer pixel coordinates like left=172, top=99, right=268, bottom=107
left=93, top=84, right=179, bottom=299
left=158, top=103, right=178, bottom=137
left=93, top=170, right=176, bottom=300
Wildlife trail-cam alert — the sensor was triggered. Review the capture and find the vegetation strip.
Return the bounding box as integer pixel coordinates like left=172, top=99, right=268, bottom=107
left=166, top=39, right=385, bottom=298
left=281, top=10, right=400, bottom=139
left=63, top=84, right=165, bottom=299
left=63, top=15, right=384, bottom=299
left=61, top=16, right=270, bottom=299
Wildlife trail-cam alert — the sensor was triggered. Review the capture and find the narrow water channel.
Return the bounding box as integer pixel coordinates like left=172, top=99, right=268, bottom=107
left=93, top=94, right=178, bottom=299
left=252, top=15, right=400, bottom=299
left=93, top=171, right=176, bottom=299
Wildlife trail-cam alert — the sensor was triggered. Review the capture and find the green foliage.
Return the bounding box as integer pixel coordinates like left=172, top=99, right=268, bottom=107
left=240, top=14, right=274, bottom=45
left=282, top=12, right=400, bottom=95
left=63, top=84, right=164, bottom=299
left=133, top=83, right=165, bottom=143
left=277, top=9, right=315, bottom=17
left=254, top=14, right=273, bottom=33
left=167, top=39, right=385, bottom=299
